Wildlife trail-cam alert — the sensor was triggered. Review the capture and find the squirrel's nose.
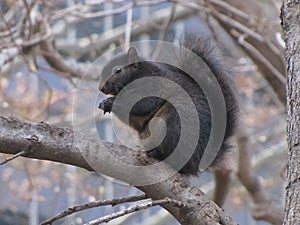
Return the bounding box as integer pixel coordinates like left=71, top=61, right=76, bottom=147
left=100, top=82, right=110, bottom=94
left=100, top=86, right=107, bottom=93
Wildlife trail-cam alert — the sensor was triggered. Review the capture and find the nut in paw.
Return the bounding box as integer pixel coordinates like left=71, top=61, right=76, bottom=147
left=98, top=97, right=114, bottom=114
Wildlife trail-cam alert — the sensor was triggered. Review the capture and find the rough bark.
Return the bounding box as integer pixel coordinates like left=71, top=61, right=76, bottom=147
left=0, top=116, right=237, bottom=225
left=280, top=0, right=300, bottom=224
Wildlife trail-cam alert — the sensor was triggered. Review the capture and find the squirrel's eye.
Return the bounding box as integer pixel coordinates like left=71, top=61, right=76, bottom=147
left=113, top=67, right=122, bottom=74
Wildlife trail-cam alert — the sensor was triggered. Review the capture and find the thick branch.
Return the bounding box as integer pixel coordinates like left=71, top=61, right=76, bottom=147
left=39, top=38, right=100, bottom=81
left=0, top=116, right=236, bottom=225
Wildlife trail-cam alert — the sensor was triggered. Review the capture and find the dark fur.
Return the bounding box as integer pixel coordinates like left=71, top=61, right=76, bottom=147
left=98, top=35, right=238, bottom=176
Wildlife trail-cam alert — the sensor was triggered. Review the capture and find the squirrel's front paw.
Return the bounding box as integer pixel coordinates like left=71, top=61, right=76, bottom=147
left=147, top=148, right=165, bottom=161
left=98, top=97, right=114, bottom=114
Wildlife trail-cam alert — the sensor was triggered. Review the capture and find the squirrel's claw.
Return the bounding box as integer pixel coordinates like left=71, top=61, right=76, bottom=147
left=103, top=109, right=110, bottom=114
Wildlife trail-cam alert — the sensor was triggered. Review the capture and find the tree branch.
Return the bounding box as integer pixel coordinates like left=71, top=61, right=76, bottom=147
left=39, top=37, right=100, bottom=81
left=0, top=116, right=236, bottom=225
left=84, top=198, right=187, bottom=225
left=55, top=6, right=197, bottom=56
left=207, top=0, right=286, bottom=104
left=237, top=127, right=284, bottom=225
left=41, top=194, right=148, bottom=225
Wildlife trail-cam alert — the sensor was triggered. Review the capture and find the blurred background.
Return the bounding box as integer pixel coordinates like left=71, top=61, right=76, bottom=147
left=0, top=0, right=286, bottom=224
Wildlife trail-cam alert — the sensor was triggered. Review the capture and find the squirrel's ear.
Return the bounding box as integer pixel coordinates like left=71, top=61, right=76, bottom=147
left=127, top=47, right=138, bottom=64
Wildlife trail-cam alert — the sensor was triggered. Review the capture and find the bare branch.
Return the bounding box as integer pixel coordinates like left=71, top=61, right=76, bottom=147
left=0, top=134, right=40, bottom=165
left=0, top=116, right=237, bottom=225
left=39, top=36, right=100, bottom=81
left=206, top=0, right=286, bottom=104
left=41, top=194, right=148, bottom=225
left=0, top=7, right=32, bottom=71
left=0, top=150, right=27, bottom=165
left=212, top=157, right=235, bottom=207
left=51, top=0, right=169, bottom=20
left=231, top=30, right=285, bottom=84
left=55, top=6, right=197, bottom=56
left=237, top=127, right=284, bottom=225
left=84, top=198, right=187, bottom=225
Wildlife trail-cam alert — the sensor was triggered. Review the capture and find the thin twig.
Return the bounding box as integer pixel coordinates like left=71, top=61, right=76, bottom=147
left=84, top=198, right=188, bottom=225
left=0, top=135, right=40, bottom=165
left=22, top=0, right=33, bottom=39
left=231, top=30, right=285, bottom=84
left=0, top=8, right=32, bottom=71
left=51, top=0, right=168, bottom=20
left=41, top=194, right=149, bottom=225
left=0, top=151, right=27, bottom=165
left=205, top=0, right=251, bottom=22
left=152, top=3, right=176, bottom=60
left=206, top=0, right=283, bottom=57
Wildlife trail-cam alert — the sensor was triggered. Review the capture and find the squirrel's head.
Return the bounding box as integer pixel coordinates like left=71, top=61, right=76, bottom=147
left=99, top=47, right=142, bottom=96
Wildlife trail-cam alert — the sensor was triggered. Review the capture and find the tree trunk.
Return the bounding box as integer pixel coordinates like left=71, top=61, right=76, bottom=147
left=281, top=0, right=300, bottom=224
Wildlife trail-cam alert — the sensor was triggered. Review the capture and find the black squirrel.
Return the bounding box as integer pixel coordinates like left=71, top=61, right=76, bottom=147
left=98, top=35, right=238, bottom=176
